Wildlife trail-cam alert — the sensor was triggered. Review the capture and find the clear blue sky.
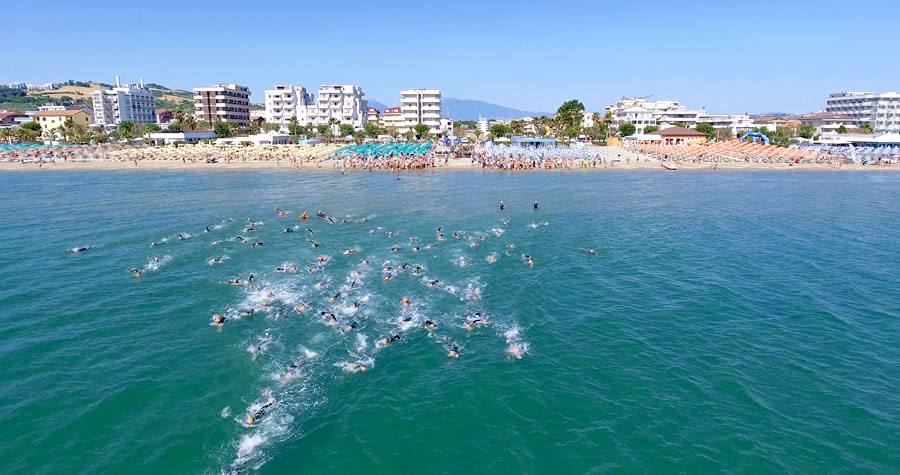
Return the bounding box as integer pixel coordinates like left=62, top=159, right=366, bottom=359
left=5, top=0, right=898, bottom=114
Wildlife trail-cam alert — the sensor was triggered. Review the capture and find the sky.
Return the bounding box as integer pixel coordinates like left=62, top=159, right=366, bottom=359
left=4, top=0, right=899, bottom=114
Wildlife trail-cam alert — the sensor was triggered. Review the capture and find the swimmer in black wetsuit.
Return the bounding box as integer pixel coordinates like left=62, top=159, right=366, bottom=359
left=381, top=334, right=401, bottom=345
left=246, top=399, right=277, bottom=425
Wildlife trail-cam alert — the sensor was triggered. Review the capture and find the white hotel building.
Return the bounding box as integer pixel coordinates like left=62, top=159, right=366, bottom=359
left=91, top=77, right=157, bottom=127
left=825, top=91, right=900, bottom=135
left=306, top=84, right=367, bottom=129
left=264, top=85, right=313, bottom=129
left=607, top=96, right=759, bottom=135
left=400, top=89, right=441, bottom=133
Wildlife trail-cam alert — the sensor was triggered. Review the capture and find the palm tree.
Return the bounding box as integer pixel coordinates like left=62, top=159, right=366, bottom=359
left=184, top=115, right=197, bottom=131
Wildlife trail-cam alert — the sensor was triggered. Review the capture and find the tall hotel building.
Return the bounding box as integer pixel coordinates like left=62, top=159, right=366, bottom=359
left=193, top=84, right=251, bottom=127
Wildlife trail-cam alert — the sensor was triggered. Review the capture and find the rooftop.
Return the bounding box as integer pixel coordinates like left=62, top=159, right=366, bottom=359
left=657, top=127, right=706, bottom=137
left=32, top=109, right=87, bottom=117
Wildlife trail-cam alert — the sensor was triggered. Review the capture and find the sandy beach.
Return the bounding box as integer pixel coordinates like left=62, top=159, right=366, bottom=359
left=1, top=157, right=895, bottom=172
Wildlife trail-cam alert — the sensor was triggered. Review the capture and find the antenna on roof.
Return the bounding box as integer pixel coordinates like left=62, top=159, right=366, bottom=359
left=115, top=75, right=120, bottom=87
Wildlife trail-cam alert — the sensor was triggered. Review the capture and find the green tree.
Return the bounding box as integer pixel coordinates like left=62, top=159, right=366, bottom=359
left=555, top=99, right=585, bottom=133
left=183, top=115, right=197, bottom=131
left=287, top=117, right=303, bottom=136
left=214, top=121, right=234, bottom=138
left=145, top=123, right=161, bottom=133
left=167, top=122, right=182, bottom=132
left=339, top=123, right=354, bottom=138
left=798, top=124, right=816, bottom=139
left=316, top=124, right=329, bottom=137
left=363, top=122, right=382, bottom=138
left=119, top=121, right=136, bottom=140
left=510, top=119, right=525, bottom=136
left=836, top=125, right=848, bottom=134
left=619, top=122, right=636, bottom=137
left=644, top=125, right=659, bottom=134
left=859, top=122, right=874, bottom=134
left=22, top=121, right=41, bottom=133
left=489, top=123, right=512, bottom=138
left=413, top=123, right=431, bottom=138
left=353, top=130, right=366, bottom=144
left=696, top=122, right=716, bottom=140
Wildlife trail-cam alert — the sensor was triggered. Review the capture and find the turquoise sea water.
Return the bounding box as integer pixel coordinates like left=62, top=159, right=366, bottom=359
left=1, top=170, right=898, bottom=474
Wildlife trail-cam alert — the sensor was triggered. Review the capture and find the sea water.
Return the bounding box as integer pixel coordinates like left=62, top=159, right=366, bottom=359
left=0, top=170, right=898, bottom=473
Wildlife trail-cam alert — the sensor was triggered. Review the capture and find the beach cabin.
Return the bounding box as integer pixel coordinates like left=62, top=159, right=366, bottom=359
left=656, top=127, right=707, bottom=145
left=510, top=137, right=557, bottom=148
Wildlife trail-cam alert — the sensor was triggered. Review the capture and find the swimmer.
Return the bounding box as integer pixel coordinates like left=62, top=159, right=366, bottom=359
left=412, top=266, right=423, bottom=276
left=210, top=240, right=222, bottom=246
left=447, top=343, right=460, bottom=359
left=251, top=241, right=264, bottom=248
left=280, top=363, right=300, bottom=383
left=343, top=247, right=358, bottom=255
left=246, top=399, right=277, bottom=425
left=383, top=273, right=393, bottom=282
left=247, top=273, right=255, bottom=284
left=129, top=268, right=143, bottom=279
left=299, top=212, right=309, bottom=220
left=294, top=304, right=307, bottom=314
left=507, top=344, right=526, bottom=359
left=282, top=227, right=294, bottom=233
left=315, top=281, right=326, bottom=290
left=436, top=233, right=445, bottom=241
left=343, top=321, right=358, bottom=332
left=428, top=279, right=440, bottom=288
left=228, top=278, right=241, bottom=285
left=204, top=226, right=211, bottom=233
left=72, top=246, right=92, bottom=254
left=241, top=309, right=254, bottom=317
left=150, top=241, right=158, bottom=248
left=524, top=255, right=534, bottom=266
left=260, top=301, right=269, bottom=308
left=381, top=334, right=401, bottom=345
left=533, top=201, right=539, bottom=210
left=330, top=292, right=341, bottom=302
left=361, top=259, right=370, bottom=265
left=464, top=314, right=489, bottom=330
left=453, top=232, right=461, bottom=240
left=317, top=256, right=329, bottom=264
left=308, top=240, right=319, bottom=248
left=486, top=252, right=498, bottom=263
left=212, top=314, right=225, bottom=326
left=424, top=320, right=438, bottom=331
left=209, top=256, right=224, bottom=264
left=498, top=200, right=505, bottom=210
left=401, top=296, right=410, bottom=306
left=412, top=246, right=420, bottom=253
left=234, top=236, right=246, bottom=243
left=176, top=233, right=187, bottom=240
left=390, top=245, right=400, bottom=253
left=583, top=248, right=597, bottom=256
left=346, top=361, right=368, bottom=373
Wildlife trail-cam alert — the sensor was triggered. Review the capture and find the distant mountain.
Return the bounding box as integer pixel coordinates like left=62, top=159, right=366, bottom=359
left=366, top=97, right=549, bottom=121
left=367, top=99, right=388, bottom=112
left=444, top=98, right=550, bottom=121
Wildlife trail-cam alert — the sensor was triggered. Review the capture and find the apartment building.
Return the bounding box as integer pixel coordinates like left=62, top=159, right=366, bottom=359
left=193, top=84, right=251, bottom=127
left=91, top=77, right=157, bottom=126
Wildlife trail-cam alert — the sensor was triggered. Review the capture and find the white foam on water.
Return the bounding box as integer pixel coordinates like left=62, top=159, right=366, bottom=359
left=486, top=252, right=498, bottom=263
left=208, top=255, right=230, bottom=266
left=491, top=227, right=505, bottom=237
left=503, top=325, right=529, bottom=359
left=221, top=406, right=231, bottom=418
left=143, top=254, right=172, bottom=272
left=463, top=281, right=482, bottom=302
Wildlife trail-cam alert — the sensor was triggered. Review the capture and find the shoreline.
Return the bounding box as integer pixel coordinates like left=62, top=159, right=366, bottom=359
left=1, top=160, right=898, bottom=173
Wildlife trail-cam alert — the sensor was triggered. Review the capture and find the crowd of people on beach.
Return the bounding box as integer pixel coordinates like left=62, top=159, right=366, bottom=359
left=4, top=140, right=898, bottom=170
